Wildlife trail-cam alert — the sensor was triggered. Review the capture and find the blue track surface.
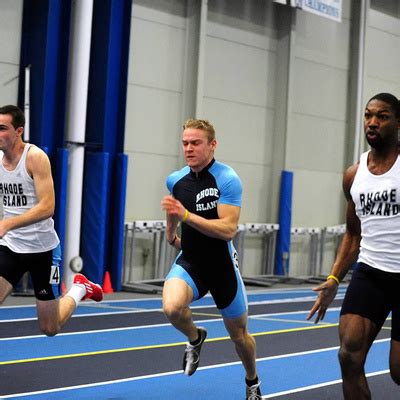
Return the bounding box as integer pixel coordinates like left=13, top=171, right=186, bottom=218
left=1, top=287, right=391, bottom=399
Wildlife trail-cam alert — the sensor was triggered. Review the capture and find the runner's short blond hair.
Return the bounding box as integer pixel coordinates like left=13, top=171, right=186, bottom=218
left=183, top=119, right=215, bottom=142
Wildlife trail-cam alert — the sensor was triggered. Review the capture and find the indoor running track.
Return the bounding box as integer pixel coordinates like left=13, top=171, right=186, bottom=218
left=0, top=286, right=397, bottom=399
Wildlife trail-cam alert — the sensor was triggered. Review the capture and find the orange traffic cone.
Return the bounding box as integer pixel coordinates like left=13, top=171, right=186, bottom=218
left=103, top=271, right=114, bottom=294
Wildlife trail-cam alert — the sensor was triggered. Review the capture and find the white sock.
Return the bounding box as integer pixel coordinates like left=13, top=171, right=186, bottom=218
left=65, top=284, right=86, bottom=306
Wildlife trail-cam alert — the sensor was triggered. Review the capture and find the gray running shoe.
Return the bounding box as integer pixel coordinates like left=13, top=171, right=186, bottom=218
left=183, top=327, right=207, bottom=376
left=246, top=381, right=262, bottom=400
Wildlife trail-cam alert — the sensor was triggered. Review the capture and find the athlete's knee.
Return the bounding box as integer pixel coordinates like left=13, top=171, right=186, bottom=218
left=39, top=322, right=60, bottom=337
left=0, top=290, right=11, bottom=305
left=229, top=327, right=253, bottom=347
left=0, top=278, right=13, bottom=303
left=338, top=345, right=366, bottom=372
left=163, top=301, right=187, bottom=322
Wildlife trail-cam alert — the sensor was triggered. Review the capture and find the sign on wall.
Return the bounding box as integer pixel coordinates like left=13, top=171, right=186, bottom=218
left=273, top=0, right=342, bottom=23
left=299, top=0, right=342, bottom=22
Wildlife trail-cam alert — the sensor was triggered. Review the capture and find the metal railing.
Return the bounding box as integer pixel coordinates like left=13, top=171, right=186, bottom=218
left=122, top=221, right=346, bottom=293
left=122, top=220, right=177, bottom=293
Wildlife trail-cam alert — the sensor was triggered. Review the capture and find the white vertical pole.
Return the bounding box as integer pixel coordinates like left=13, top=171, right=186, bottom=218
left=195, top=0, right=208, bottom=118
left=353, top=0, right=369, bottom=163
left=64, top=0, right=94, bottom=289
left=24, top=65, right=30, bottom=142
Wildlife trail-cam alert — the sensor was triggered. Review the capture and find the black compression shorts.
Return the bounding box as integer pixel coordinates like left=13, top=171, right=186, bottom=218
left=341, top=262, right=400, bottom=341
left=0, top=244, right=62, bottom=301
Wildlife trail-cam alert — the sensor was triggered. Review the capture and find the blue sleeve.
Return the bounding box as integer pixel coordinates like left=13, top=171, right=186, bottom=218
left=219, top=171, right=242, bottom=206
left=166, top=175, right=174, bottom=193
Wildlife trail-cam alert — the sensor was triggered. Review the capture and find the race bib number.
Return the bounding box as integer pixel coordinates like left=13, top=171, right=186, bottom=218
left=233, top=250, right=239, bottom=269
left=49, top=265, right=60, bottom=285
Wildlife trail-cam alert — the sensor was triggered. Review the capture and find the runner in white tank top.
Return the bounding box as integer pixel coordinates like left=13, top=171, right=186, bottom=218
left=0, top=142, right=59, bottom=253
left=0, top=105, right=103, bottom=338
left=307, top=93, right=400, bottom=399
left=350, top=150, right=400, bottom=273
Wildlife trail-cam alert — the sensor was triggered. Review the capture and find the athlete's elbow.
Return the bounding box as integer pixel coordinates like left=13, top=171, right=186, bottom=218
left=42, top=205, right=55, bottom=219
left=46, top=208, right=55, bottom=219
left=223, top=228, right=237, bottom=241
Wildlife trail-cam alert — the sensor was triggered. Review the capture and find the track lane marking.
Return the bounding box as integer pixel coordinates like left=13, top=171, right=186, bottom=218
left=0, top=323, right=339, bottom=366
left=0, top=338, right=388, bottom=399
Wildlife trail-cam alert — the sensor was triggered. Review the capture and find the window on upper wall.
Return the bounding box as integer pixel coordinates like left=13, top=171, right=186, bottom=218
left=370, top=0, right=400, bottom=18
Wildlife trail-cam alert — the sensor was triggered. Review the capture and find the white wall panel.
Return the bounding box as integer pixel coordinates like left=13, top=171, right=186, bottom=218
left=132, top=3, right=186, bottom=28
left=295, top=12, right=350, bottom=70
left=202, top=97, right=273, bottom=165
left=241, top=236, right=265, bottom=277
left=128, top=17, right=186, bottom=91
left=207, top=20, right=277, bottom=51
left=341, top=0, right=352, bottom=20
left=125, top=85, right=182, bottom=156
left=125, top=2, right=188, bottom=223
left=125, top=153, right=179, bottom=221
left=287, top=113, right=347, bottom=173
left=287, top=0, right=352, bottom=234
left=292, top=170, right=344, bottom=227
left=230, top=162, right=272, bottom=223
left=204, top=36, right=275, bottom=108
left=363, top=77, right=400, bottom=104
left=365, top=28, right=400, bottom=84
left=0, top=0, right=22, bottom=105
left=0, top=65, right=19, bottom=105
left=0, top=0, right=23, bottom=64
left=369, top=8, right=400, bottom=35
left=291, top=58, right=348, bottom=121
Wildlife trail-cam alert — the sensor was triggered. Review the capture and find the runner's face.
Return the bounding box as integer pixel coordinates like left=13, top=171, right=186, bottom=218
left=0, top=114, right=22, bottom=151
left=364, top=100, right=399, bottom=149
left=182, top=128, right=216, bottom=173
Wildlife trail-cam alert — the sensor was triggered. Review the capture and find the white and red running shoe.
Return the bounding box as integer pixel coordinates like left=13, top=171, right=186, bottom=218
left=73, top=273, right=103, bottom=302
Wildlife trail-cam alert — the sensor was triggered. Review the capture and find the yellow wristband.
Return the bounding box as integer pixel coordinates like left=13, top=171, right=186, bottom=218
left=327, top=274, right=340, bottom=285
left=182, top=209, right=189, bottom=223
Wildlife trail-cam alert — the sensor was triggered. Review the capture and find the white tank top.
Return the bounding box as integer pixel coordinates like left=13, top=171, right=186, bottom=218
left=350, top=150, right=400, bottom=273
left=0, top=144, right=59, bottom=253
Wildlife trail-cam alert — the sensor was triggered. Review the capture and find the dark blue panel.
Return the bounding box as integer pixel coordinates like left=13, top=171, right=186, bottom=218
left=86, top=0, right=132, bottom=153
left=81, top=152, right=110, bottom=284
left=18, top=0, right=71, bottom=153
left=110, top=154, right=128, bottom=291
left=18, top=0, right=48, bottom=138
left=84, top=0, right=132, bottom=290
left=54, top=148, right=69, bottom=275
left=115, top=1, right=132, bottom=152
left=39, top=0, right=63, bottom=152
left=275, top=171, right=293, bottom=276
left=40, top=0, right=70, bottom=153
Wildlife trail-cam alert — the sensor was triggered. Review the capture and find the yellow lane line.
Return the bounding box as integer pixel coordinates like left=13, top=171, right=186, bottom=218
left=0, top=323, right=338, bottom=366
left=191, top=312, right=221, bottom=317
left=0, top=342, right=187, bottom=366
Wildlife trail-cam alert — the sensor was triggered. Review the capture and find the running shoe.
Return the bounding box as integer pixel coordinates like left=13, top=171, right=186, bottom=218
left=246, top=381, right=262, bottom=400
left=183, top=327, right=207, bottom=376
left=73, top=273, right=103, bottom=302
